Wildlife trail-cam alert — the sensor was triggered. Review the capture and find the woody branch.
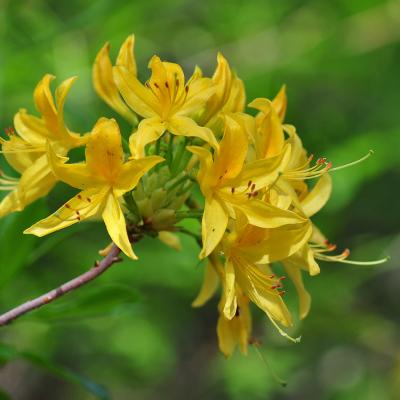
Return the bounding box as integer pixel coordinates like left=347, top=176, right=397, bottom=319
left=0, top=240, right=130, bottom=326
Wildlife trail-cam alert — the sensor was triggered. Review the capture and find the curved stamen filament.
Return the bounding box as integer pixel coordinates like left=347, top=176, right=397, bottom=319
left=311, top=240, right=389, bottom=265
left=329, top=150, right=373, bottom=172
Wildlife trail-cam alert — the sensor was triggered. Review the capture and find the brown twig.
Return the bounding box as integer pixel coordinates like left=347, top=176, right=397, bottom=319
left=0, top=243, right=123, bottom=326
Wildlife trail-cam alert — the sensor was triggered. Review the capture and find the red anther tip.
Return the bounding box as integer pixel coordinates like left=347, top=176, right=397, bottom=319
left=323, top=239, right=330, bottom=245
left=269, top=274, right=275, bottom=279
left=279, top=276, right=286, bottom=281
left=326, top=161, right=332, bottom=170
left=342, top=248, right=350, bottom=257
left=328, top=244, right=337, bottom=251
left=308, top=154, right=314, bottom=161
left=271, top=285, right=278, bottom=290
left=278, top=291, right=286, bottom=296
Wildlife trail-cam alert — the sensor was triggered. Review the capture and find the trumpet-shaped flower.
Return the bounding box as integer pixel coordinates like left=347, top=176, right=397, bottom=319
left=24, top=118, right=163, bottom=259
left=0, top=75, right=87, bottom=217
left=188, top=115, right=306, bottom=258
left=93, top=35, right=138, bottom=125
left=197, top=53, right=246, bottom=129
left=113, top=55, right=218, bottom=158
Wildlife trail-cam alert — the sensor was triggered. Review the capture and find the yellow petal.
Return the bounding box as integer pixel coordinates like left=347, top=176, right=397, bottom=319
left=55, top=76, right=76, bottom=128
left=113, top=65, right=158, bottom=118
left=236, top=144, right=291, bottom=189
left=115, top=155, right=164, bottom=193
left=102, top=192, right=137, bottom=259
left=232, top=198, right=306, bottom=229
left=258, top=106, right=284, bottom=158
left=287, top=245, right=320, bottom=276
left=1, top=134, right=44, bottom=174
left=283, top=263, right=311, bottom=319
left=33, top=74, right=58, bottom=133
left=200, top=196, right=228, bottom=259
left=213, top=115, right=248, bottom=181
left=234, top=256, right=292, bottom=327
left=223, top=260, right=237, bottom=319
left=301, top=174, right=332, bottom=217
left=192, top=260, right=219, bottom=307
left=217, top=313, right=238, bottom=358
left=86, top=118, right=124, bottom=182
left=46, top=142, right=96, bottom=190
left=272, top=85, right=287, bottom=122
left=116, top=35, right=137, bottom=76
left=223, top=75, right=246, bottom=115
left=168, top=116, right=218, bottom=150
left=0, top=189, right=22, bottom=217
left=93, top=42, right=138, bottom=125
left=13, top=109, right=47, bottom=144
left=199, top=52, right=233, bottom=124
left=186, top=145, right=213, bottom=195
left=178, top=78, right=215, bottom=116
left=242, top=222, right=312, bottom=264
left=129, top=117, right=166, bottom=159
left=158, top=231, right=182, bottom=251
left=24, top=188, right=106, bottom=236
left=18, top=154, right=55, bottom=199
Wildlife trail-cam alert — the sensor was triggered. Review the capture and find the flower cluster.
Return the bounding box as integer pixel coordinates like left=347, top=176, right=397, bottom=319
left=0, top=35, right=386, bottom=356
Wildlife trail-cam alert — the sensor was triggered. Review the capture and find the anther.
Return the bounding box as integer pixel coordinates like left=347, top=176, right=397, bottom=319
left=77, top=194, right=82, bottom=200
left=231, top=187, right=235, bottom=194
left=269, top=274, right=275, bottom=279
left=251, top=183, right=256, bottom=192
left=165, top=81, right=169, bottom=89
left=154, top=82, right=159, bottom=89
left=94, top=260, right=100, bottom=267
left=342, top=248, right=350, bottom=257
left=278, top=276, right=286, bottom=281
left=247, top=180, right=252, bottom=187
left=278, top=291, right=286, bottom=296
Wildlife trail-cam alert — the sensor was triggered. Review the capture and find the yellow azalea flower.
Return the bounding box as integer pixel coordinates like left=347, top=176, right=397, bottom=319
left=219, top=214, right=310, bottom=335
left=187, top=115, right=306, bottom=258
left=217, top=291, right=252, bottom=357
left=192, top=253, right=252, bottom=357
left=24, top=118, right=163, bottom=259
left=197, top=53, right=246, bottom=129
left=0, top=74, right=87, bottom=217
left=93, top=35, right=138, bottom=125
left=113, top=55, right=218, bottom=158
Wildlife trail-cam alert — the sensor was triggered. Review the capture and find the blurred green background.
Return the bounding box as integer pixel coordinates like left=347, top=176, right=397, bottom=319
left=0, top=0, right=399, bottom=399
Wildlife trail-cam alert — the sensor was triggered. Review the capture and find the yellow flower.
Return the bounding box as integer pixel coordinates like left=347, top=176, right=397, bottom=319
left=93, top=35, right=138, bottom=125
left=24, top=118, right=163, bottom=259
left=0, top=74, right=87, bottom=217
left=197, top=53, right=246, bottom=130
left=113, top=54, right=218, bottom=158
left=191, top=253, right=252, bottom=357
left=217, top=291, right=252, bottom=357
left=188, top=115, right=306, bottom=258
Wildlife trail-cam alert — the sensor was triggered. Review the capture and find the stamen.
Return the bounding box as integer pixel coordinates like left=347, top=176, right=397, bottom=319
left=329, top=150, right=374, bottom=172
